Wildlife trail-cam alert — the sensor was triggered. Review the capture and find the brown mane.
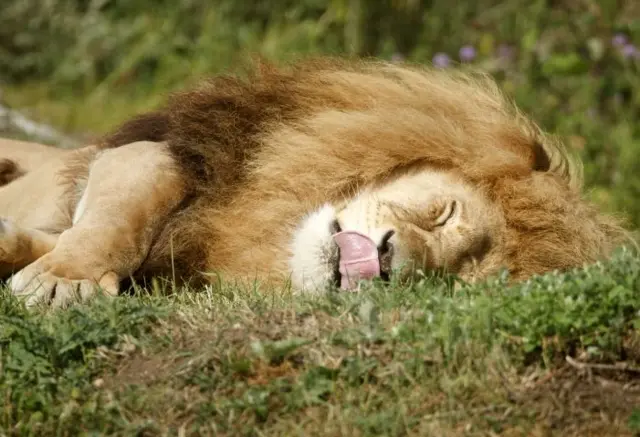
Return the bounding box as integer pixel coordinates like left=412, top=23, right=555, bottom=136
left=100, top=57, right=631, bottom=286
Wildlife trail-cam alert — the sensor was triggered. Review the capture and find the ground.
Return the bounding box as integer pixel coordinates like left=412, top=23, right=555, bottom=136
left=2, top=246, right=640, bottom=436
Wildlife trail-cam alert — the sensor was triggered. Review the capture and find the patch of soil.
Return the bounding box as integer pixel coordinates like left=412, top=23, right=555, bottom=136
left=507, top=365, right=640, bottom=436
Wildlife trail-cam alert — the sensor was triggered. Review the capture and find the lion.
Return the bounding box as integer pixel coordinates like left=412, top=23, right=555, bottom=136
left=0, top=57, right=632, bottom=308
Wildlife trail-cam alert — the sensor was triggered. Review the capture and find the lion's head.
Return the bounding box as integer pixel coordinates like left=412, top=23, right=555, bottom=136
left=287, top=155, right=629, bottom=293
left=289, top=168, right=506, bottom=291
left=254, top=61, right=631, bottom=293
left=104, top=58, right=632, bottom=292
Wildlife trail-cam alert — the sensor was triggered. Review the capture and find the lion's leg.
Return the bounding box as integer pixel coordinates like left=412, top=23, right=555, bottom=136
left=9, top=141, right=186, bottom=308
left=0, top=219, right=59, bottom=277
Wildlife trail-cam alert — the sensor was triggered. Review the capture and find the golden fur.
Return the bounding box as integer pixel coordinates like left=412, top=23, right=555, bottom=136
left=4, top=141, right=186, bottom=307
left=0, top=139, right=80, bottom=233
left=0, top=138, right=69, bottom=172
left=0, top=138, right=71, bottom=186
left=0, top=57, right=632, bottom=307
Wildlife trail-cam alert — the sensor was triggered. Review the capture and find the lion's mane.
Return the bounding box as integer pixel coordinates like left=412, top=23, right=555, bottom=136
left=100, top=57, right=630, bottom=286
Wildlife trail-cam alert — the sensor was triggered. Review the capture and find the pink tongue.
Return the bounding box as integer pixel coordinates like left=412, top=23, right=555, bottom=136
left=333, top=231, right=380, bottom=290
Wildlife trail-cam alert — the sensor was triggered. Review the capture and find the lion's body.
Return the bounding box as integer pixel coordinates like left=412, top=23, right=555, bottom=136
left=0, top=139, right=76, bottom=230
left=0, top=58, right=631, bottom=307
left=0, top=138, right=70, bottom=173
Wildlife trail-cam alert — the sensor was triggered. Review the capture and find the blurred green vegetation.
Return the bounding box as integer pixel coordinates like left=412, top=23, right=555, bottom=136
left=1, top=0, right=640, bottom=228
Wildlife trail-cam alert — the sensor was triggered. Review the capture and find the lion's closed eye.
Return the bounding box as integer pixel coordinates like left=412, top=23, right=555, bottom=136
left=387, top=199, right=457, bottom=233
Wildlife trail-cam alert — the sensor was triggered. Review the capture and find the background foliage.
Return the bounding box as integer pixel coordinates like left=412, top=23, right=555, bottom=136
left=1, top=0, right=640, bottom=227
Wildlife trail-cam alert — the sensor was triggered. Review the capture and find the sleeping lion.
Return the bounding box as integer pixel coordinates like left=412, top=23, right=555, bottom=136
left=0, top=58, right=631, bottom=308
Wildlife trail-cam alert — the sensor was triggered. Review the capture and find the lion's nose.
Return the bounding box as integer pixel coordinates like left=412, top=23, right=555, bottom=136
left=378, top=229, right=395, bottom=280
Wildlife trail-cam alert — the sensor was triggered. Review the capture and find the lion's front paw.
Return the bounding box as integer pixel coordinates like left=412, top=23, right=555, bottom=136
left=10, top=255, right=120, bottom=309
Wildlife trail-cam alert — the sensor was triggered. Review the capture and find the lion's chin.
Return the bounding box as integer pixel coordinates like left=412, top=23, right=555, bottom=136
left=288, top=203, right=342, bottom=294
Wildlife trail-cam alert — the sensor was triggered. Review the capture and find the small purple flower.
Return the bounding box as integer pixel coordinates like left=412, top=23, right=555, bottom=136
left=459, top=45, right=476, bottom=62
left=612, top=33, right=628, bottom=47
left=622, top=43, right=640, bottom=59
left=432, top=52, right=451, bottom=68
left=391, top=52, right=405, bottom=63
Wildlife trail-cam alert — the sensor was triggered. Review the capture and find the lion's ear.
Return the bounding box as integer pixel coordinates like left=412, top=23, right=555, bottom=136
left=532, top=139, right=584, bottom=192
left=532, top=141, right=551, bottom=172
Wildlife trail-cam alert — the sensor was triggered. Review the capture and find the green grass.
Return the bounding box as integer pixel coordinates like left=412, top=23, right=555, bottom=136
left=2, top=82, right=180, bottom=138
left=3, top=248, right=640, bottom=436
